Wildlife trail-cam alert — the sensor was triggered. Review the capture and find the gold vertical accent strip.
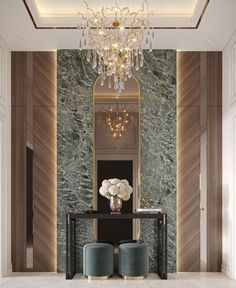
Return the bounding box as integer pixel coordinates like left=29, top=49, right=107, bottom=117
left=137, top=76, right=141, bottom=240
left=92, top=73, right=97, bottom=240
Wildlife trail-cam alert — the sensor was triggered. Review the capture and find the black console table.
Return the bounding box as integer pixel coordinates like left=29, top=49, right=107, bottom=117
left=66, top=212, right=167, bottom=280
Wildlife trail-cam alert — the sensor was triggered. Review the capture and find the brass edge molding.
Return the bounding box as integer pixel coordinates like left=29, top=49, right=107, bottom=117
left=137, top=75, right=141, bottom=241
left=92, top=70, right=97, bottom=241
left=23, top=0, right=210, bottom=30
left=176, top=52, right=180, bottom=272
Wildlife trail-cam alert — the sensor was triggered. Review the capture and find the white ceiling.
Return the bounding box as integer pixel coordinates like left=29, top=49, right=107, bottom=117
left=24, top=0, right=206, bottom=29
left=0, top=0, right=236, bottom=51
left=35, top=0, right=198, bottom=16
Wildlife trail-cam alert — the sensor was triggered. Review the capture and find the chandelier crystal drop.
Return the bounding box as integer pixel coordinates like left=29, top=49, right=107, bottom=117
left=78, top=0, right=154, bottom=95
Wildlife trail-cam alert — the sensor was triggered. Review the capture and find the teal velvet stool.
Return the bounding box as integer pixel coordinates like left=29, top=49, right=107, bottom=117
left=83, top=243, right=114, bottom=280
left=118, top=243, right=149, bottom=279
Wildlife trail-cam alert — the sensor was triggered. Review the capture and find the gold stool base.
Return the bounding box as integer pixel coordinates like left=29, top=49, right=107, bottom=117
left=87, top=275, right=110, bottom=281
left=122, top=275, right=147, bottom=280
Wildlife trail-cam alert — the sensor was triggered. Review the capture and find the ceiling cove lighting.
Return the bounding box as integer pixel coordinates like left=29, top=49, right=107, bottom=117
left=77, top=0, right=155, bottom=96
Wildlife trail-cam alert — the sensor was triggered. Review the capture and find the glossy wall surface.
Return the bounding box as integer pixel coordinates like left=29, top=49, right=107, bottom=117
left=57, top=50, right=95, bottom=272
left=137, top=50, right=176, bottom=272
left=11, top=52, right=57, bottom=272
left=57, top=50, right=176, bottom=272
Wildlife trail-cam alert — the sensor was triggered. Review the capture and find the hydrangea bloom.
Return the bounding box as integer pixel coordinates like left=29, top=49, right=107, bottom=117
left=99, top=178, right=133, bottom=201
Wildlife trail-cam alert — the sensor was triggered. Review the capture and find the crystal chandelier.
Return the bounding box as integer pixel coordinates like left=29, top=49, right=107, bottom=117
left=78, top=0, right=154, bottom=95
left=105, top=106, right=130, bottom=139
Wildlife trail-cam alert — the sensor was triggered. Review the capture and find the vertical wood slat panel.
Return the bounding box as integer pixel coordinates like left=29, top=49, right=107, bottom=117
left=11, top=106, right=27, bottom=271
left=177, top=52, right=200, bottom=107
left=33, top=52, right=56, bottom=107
left=177, top=52, right=201, bottom=272
left=11, top=52, right=27, bottom=107
left=27, top=52, right=34, bottom=149
left=177, top=106, right=200, bottom=272
left=207, top=51, right=222, bottom=271
left=177, top=51, right=222, bottom=272
left=33, top=107, right=56, bottom=272
left=207, top=52, right=222, bottom=272
left=207, top=52, right=222, bottom=107
left=11, top=52, right=27, bottom=272
left=33, top=52, right=56, bottom=272
left=207, top=107, right=222, bottom=271
left=12, top=51, right=57, bottom=272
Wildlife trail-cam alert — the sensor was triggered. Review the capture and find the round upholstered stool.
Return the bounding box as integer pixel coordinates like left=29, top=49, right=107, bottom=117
left=118, top=242, right=149, bottom=279
left=113, top=240, right=138, bottom=273
left=118, top=239, right=137, bottom=246
left=83, top=243, right=114, bottom=280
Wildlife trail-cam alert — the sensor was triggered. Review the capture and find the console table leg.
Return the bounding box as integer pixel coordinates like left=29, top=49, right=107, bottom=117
left=66, top=213, right=76, bottom=279
left=66, top=213, right=70, bottom=279
left=71, top=218, right=76, bottom=278
left=157, top=214, right=168, bottom=280
left=162, top=213, right=167, bottom=279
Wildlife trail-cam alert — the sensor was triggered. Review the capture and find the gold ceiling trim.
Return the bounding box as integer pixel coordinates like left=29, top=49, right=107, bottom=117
left=23, top=0, right=210, bottom=30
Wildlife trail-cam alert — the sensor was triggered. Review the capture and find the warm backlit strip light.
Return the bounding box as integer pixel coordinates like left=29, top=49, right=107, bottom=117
left=176, top=52, right=180, bottom=272
left=53, top=52, right=57, bottom=271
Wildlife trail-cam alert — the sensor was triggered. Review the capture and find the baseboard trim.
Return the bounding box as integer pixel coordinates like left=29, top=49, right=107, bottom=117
left=7, top=263, right=12, bottom=276
left=221, top=262, right=229, bottom=276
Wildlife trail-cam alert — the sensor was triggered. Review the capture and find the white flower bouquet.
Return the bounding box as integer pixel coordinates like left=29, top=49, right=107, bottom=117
left=99, top=178, right=133, bottom=201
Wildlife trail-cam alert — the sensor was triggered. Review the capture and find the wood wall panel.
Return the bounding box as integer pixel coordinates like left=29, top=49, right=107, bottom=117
left=33, top=107, right=56, bottom=272
left=12, top=52, right=27, bottom=107
left=27, top=53, right=34, bottom=149
left=33, top=51, right=56, bottom=271
left=33, top=52, right=56, bottom=107
left=177, top=52, right=200, bottom=107
left=207, top=52, right=222, bottom=107
left=206, top=52, right=222, bottom=271
left=207, top=107, right=222, bottom=271
left=177, top=51, right=222, bottom=272
left=11, top=107, right=27, bottom=271
left=177, top=106, right=200, bottom=272
left=12, top=51, right=56, bottom=272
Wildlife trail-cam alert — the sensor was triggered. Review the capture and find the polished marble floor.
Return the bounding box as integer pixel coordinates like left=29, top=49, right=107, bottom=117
left=0, top=273, right=235, bottom=288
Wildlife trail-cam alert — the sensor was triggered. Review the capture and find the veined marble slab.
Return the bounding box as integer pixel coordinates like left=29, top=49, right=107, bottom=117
left=137, top=50, right=176, bottom=272
left=57, top=50, right=95, bottom=272
left=57, top=50, right=176, bottom=272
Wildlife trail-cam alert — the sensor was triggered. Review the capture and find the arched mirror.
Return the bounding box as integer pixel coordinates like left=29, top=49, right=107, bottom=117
left=93, top=75, right=140, bottom=243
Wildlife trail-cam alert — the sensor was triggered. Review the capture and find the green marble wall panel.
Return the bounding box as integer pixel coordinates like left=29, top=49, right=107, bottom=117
left=57, top=49, right=176, bottom=273
left=57, top=50, right=96, bottom=272
left=137, top=50, right=176, bottom=272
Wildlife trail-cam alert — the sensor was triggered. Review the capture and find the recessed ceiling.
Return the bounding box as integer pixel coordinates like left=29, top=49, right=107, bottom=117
left=35, top=0, right=198, bottom=16
left=24, top=0, right=207, bottom=28
left=0, top=0, right=236, bottom=51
